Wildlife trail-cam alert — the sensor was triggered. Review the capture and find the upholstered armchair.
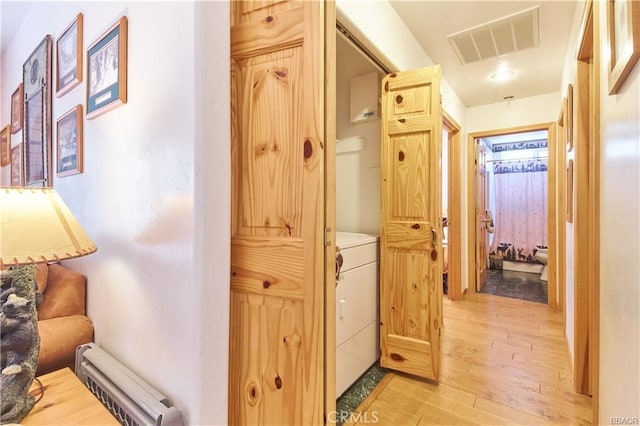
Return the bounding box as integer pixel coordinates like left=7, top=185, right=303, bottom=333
left=36, top=263, right=93, bottom=375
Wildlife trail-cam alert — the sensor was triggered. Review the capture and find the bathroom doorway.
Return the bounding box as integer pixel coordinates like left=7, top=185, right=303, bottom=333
left=467, top=123, right=558, bottom=306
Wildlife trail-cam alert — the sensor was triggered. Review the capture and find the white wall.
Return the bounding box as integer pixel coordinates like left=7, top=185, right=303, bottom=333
left=336, top=37, right=381, bottom=235
left=0, top=2, right=230, bottom=424
left=595, top=0, right=640, bottom=421
left=466, top=92, right=561, bottom=133
left=558, top=0, right=586, bottom=372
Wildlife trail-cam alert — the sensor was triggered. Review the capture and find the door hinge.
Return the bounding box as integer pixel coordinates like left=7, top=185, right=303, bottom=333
left=325, top=227, right=332, bottom=247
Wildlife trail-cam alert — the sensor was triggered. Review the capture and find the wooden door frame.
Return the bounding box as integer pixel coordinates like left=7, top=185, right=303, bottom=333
left=443, top=111, right=462, bottom=301
left=324, top=1, right=337, bottom=420
left=556, top=98, right=567, bottom=323
left=466, top=123, right=557, bottom=309
left=573, top=4, right=600, bottom=424
left=473, top=139, right=490, bottom=292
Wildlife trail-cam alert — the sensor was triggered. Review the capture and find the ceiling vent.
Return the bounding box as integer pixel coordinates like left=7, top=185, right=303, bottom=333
left=447, top=6, right=539, bottom=65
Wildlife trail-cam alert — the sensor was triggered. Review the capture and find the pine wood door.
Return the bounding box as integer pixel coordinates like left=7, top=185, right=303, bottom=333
left=379, top=66, right=443, bottom=381
left=229, top=2, right=327, bottom=424
left=475, top=139, right=489, bottom=291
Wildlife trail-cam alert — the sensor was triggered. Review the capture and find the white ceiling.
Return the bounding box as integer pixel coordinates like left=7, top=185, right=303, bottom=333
left=389, top=1, right=578, bottom=107
left=0, top=1, right=33, bottom=55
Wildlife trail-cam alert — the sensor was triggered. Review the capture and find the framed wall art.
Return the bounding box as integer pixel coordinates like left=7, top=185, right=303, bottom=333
left=566, top=84, right=573, bottom=152
left=11, top=83, right=23, bottom=133
left=86, top=16, right=128, bottom=119
left=56, top=13, right=83, bottom=97
left=0, top=125, right=10, bottom=166
left=11, top=143, right=24, bottom=186
left=56, top=105, right=83, bottom=177
left=607, top=0, right=640, bottom=94
left=566, top=159, right=574, bottom=223
left=23, top=35, right=53, bottom=187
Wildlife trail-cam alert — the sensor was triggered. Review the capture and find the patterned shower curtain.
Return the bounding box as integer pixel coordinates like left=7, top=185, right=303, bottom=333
left=489, top=160, right=547, bottom=263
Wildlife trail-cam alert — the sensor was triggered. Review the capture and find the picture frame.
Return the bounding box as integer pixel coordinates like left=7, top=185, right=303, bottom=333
left=607, top=0, right=640, bottom=94
left=56, top=105, right=83, bottom=177
left=23, top=35, right=53, bottom=187
left=0, top=125, right=10, bottom=166
left=566, top=84, right=573, bottom=152
left=11, top=83, right=23, bottom=133
left=56, top=13, right=83, bottom=97
left=566, top=159, right=574, bottom=223
left=11, top=143, right=24, bottom=186
left=557, top=96, right=567, bottom=156
left=86, top=16, right=128, bottom=119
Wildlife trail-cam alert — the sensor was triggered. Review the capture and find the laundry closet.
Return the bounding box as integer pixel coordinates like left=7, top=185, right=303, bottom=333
left=334, top=33, right=383, bottom=398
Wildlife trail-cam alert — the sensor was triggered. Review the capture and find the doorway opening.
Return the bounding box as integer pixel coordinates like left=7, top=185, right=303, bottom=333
left=333, top=25, right=462, bottom=422
left=467, top=123, right=558, bottom=307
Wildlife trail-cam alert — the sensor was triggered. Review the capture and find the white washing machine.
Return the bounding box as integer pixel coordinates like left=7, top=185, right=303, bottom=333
left=335, top=231, right=379, bottom=397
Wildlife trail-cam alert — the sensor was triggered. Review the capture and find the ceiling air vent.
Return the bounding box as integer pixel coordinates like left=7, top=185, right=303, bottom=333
left=447, top=6, right=539, bottom=65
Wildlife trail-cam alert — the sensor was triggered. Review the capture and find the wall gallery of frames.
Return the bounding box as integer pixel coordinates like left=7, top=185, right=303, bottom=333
left=2, top=12, right=128, bottom=188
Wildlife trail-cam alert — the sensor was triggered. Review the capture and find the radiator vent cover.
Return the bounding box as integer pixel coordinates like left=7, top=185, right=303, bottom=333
left=76, top=343, right=183, bottom=426
left=447, top=6, right=539, bottom=65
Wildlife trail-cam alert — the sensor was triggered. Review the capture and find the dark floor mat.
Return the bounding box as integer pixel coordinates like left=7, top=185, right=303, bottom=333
left=481, top=269, right=548, bottom=303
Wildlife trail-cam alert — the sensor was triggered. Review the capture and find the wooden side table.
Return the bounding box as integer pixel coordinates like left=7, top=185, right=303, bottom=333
left=21, top=367, right=118, bottom=425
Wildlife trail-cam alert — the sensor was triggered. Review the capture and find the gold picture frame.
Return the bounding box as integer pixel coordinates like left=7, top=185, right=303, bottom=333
left=607, top=0, right=640, bottom=94
left=11, top=143, right=24, bottom=186
left=0, top=125, right=10, bottom=166
left=566, top=84, right=573, bottom=152
left=56, top=13, right=83, bottom=97
left=86, top=16, right=128, bottom=119
left=56, top=105, right=83, bottom=177
left=566, top=159, right=574, bottom=223
left=11, top=83, right=23, bottom=133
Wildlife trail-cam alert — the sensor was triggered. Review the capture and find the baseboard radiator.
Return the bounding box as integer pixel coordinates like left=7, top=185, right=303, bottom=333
left=75, top=343, right=183, bottom=426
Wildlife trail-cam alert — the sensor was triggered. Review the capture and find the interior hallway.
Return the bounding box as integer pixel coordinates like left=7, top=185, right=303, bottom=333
left=345, top=293, right=592, bottom=425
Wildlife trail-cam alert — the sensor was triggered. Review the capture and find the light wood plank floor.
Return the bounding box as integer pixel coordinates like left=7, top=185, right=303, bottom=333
left=346, top=293, right=592, bottom=425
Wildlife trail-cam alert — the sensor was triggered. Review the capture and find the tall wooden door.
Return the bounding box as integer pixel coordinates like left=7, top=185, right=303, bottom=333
left=475, top=139, right=489, bottom=291
left=380, top=66, right=443, bottom=381
left=229, top=2, right=327, bottom=424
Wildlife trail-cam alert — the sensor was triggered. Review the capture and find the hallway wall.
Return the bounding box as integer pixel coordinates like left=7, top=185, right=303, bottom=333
left=0, top=3, right=231, bottom=423
left=594, top=1, right=640, bottom=421
left=466, top=92, right=561, bottom=132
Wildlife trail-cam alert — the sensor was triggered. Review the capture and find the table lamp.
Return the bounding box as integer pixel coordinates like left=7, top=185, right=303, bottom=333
left=0, top=187, right=96, bottom=423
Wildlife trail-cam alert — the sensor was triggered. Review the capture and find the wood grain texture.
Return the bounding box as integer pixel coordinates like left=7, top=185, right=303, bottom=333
left=475, top=140, right=488, bottom=291
left=585, top=3, right=600, bottom=420
left=230, top=1, right=325, bottom=424
left=443, top=111, right=462, bottom=301
left=547, top=123, right=558, bottom=310
left=323, top=0, right=337, bottom=419
left=380, top=66, right=442, bottom=382
left=22, top=368, right=118, bottom=425
left=346, top=294, right=593, bottom=426
left=574, top=59, right=591, bottom=396
left=556, top=98, right=567, bottom=323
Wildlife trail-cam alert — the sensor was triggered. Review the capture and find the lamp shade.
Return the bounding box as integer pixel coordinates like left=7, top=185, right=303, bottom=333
left=0, top=187, right=96, bottom=267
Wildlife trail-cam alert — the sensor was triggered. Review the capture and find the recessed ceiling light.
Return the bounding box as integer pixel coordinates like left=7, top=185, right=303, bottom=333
left=491, top=70, right=514, bottom=82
